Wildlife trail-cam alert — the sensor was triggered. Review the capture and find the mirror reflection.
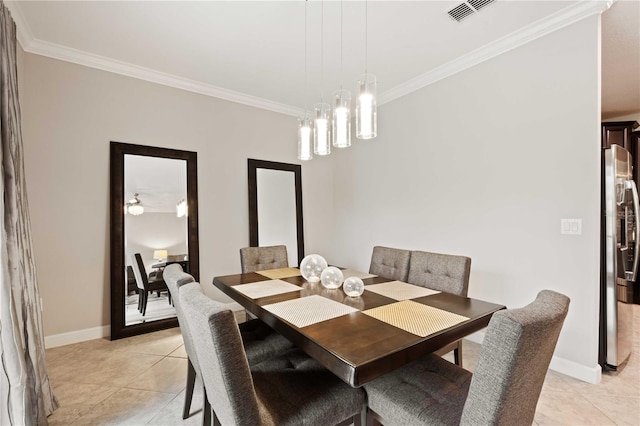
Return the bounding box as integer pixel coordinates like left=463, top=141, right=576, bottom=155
left=124, top=155, right=187, bottom=325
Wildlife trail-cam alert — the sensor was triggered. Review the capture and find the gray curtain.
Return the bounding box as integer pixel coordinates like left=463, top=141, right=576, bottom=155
left=0, top=2, right=58, bottom=424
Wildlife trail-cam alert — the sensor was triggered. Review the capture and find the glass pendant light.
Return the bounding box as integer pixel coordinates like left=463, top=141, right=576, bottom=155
left=314, top=103, right=331, bottom=155
left=333, top=0, right=351, bottom=148
left=297, top=0, right=313, bottom=161
left=333, top=89, right=351, bottom=148
left=314, top=0, right=330, bottom=155
left=356, top=74, right=377, bottom=139
left=356, top=0, right=377, bottom=140
left=298, top=116, right=313, bottom=160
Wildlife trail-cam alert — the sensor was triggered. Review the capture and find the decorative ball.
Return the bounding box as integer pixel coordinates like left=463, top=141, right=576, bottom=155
left=343, top=276, right=365, bottom=297
left=300, top=254, right=328, bottom=283
left=320, top=266, right=344, bottom=289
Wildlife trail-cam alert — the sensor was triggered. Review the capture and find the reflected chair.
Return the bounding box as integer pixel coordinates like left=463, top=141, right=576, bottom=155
left=179, top=282, right=366, bottom=426
left=408, top=250, right=471, bottom=365
left=163, top=264, right=294, bottom=424
left=363, top=290, right=570, bottom=426
left=369, top=246, right=411, bottom=281
left=126, top=266, right=138, bottom=294
left=240, top=245, right=288, bottom=273
left=132, top=253, right=171, bottom=316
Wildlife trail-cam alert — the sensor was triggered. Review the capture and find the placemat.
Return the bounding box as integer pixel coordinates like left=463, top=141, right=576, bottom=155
left=233, top=280, right=302, bottom=299
left=364, top=281, right=440, bottom=300
left=263, top=295, right=358, bottom=328
left=340, top=269, right=378, bottom=280
left=256, top=267, right=302, bottom=279
left=362, top=300, right=469, bottom=337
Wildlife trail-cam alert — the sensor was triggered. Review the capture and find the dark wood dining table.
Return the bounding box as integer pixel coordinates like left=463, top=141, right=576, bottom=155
left=212, top=270, right=505, bottom=387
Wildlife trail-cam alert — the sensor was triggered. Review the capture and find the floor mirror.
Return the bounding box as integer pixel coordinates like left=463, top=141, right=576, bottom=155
left=248, top=159, right=304, bottom=266
left=110, top=141, right=199, bottom=339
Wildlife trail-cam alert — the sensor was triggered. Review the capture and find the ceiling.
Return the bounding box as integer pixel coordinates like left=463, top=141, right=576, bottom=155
left=124, top=155, right=187, bottom=214
left=6, top=1, right=639, bottom=118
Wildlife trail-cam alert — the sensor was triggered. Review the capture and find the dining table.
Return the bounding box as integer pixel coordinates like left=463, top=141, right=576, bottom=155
left=212, top=267, right=506, bottom=387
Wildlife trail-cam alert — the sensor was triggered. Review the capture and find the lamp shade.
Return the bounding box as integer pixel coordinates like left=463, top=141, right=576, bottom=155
left=153, top=250, right=168, bottom=261
left=314, top=103, right=331, bottom=156
left=298, top=116, right=313, bottom=161
left=332, top=89, right=351, bottom=148
left=356, top=74, right=377, bottom=140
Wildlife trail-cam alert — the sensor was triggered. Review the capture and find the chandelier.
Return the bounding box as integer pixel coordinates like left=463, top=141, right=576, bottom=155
left=298, top=0, right=377, bottom=161
left=125, top=193, right=144, bottom=216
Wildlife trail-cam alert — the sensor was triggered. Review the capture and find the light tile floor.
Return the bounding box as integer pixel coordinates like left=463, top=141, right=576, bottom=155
left=46, top=306, right=640, bottom=425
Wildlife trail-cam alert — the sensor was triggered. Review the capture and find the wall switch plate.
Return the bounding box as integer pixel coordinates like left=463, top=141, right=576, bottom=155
left=561, top=218, right=582, bottom=235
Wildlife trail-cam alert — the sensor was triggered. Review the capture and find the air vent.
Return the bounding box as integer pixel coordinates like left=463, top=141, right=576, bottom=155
left=447, top=0, right=496, bottom=22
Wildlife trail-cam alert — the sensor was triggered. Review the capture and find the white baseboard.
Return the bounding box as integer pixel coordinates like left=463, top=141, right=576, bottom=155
left=463, top=330, right=601, bottom=384
left=44, top=325, right=110, bottom=349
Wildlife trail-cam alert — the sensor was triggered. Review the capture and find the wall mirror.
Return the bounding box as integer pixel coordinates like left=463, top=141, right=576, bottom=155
left=110, top=142, right=199, bottom=340
left=248, top=159, right=304, bottom=266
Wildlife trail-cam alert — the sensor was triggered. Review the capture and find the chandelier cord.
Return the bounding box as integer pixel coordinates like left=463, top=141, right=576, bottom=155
left=340, top=0, right=343, bottom=90
left=365, top=0, right=368, bottom=75
left=304, top=0, right=308, bottom=116
left=320, top=0, right=324, bottom=102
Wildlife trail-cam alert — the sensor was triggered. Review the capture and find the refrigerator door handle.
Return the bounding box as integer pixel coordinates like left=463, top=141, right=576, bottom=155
left=625, top=179, right=640, bottom=281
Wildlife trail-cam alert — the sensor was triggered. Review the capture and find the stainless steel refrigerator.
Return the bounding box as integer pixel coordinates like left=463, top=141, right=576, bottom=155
left=602, top=144, right=638, bottom=370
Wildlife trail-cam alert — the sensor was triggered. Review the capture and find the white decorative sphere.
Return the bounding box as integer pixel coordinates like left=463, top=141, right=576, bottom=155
left=320, top=266, right=344, bottom=289
left=300, top=254, right=328, bottom=283
left=343, top=276, right=365, bottom=297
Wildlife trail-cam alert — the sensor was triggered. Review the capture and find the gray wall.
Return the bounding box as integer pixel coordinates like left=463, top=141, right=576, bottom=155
left=330, top=17, right=601, bottom=381
left=19, top=51, right=335, bottom=338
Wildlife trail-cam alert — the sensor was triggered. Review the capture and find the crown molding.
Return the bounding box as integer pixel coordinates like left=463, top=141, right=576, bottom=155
left=6, top=0, right=610, bottom=115
left=5, top=2, right=304, bottom=118
left=379, top=0, right=613, bottom=105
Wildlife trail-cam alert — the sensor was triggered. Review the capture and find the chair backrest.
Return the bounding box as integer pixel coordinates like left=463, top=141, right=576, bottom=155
left=368, top=246, right=411, bottom=281
left=460, top=290, right=570, bottom=426
left=240, top=245, right=288, bottom=273
left=163, top=264, right=199, bottom=373
left=132, top=253, right=148, bottom=290
left=179, top=282, right=261, bottom=425
left=407, top=250, right=471, bottom=296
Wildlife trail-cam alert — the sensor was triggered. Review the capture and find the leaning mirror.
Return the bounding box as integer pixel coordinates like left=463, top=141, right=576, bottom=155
left=110, top=142, right=199, bottom=340
left=248, top=159, right=304, bottom=266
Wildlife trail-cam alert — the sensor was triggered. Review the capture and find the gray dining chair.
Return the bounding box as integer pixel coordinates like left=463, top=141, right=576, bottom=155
left=363, top=290, right=570, bottom=426
left=240, top=245, right=289, bottom=273
left=369, top=246, right=411, bottom=281
left=407, top=250, right=471, bottom=366
left=163, top=264, right=293, bottom=424
left=179, top=281, right=366, bottom=426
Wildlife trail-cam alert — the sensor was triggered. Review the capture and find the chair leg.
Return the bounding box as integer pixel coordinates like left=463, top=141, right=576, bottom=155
left=454, top=340, right=463, bottom=366
left=138, top=292, right=143, bottom=313
left=142, top=291, right=148, bottom=316
left=366, top=408, right=383, bottom=426
left=183, top=358, right=196, bottom=419
left=203, top=388, right=212, bottom=426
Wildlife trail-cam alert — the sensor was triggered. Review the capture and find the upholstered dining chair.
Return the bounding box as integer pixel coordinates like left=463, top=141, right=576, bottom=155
left=163, top=264, right=294, bottom=424
left=179, top=281, right=366, bottom=426
left=132, top=253, right=170, bottom=316
left=407, top=250, right=472, bottom=366
left=369, top=246, right=411, bottom=281
left=363, top=290, right=570, bottom=426
left=240, top=245, right=289, bottom=273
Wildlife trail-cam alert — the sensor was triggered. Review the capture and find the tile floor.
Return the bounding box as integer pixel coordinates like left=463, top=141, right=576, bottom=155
left=46, top=306, right=640, bottom=426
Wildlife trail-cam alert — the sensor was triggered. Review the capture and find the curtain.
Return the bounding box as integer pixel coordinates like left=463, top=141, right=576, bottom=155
left=0, top=2, right=58, bottom=424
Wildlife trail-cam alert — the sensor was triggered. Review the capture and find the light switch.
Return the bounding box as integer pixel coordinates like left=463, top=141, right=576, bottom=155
left=561, top=219, right=582, bottom=235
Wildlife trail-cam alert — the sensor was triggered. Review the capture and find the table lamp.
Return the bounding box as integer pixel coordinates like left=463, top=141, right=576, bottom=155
left=153, top=249, right=168, bottom=262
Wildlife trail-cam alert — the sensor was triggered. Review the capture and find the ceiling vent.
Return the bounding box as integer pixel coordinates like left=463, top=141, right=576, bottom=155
left=447, top=0, right=496, bottom=22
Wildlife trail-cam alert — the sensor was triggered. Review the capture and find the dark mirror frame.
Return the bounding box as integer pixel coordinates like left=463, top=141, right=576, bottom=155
left=110, top=141, right=199, bottom=340
left=248, top=159, right=304, bottom=265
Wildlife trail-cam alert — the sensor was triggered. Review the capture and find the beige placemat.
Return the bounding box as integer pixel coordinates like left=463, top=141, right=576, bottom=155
left=263, top=295, right=358, bottom=328
left=365, top=281, right=440, bottom=300
left=256, top=267, right=302, bottom=279
left=233, top=280, right=301, bottom=299
left=340, top=269, right=378, bottom=280
left=362, top=300, right=469, bottom=337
